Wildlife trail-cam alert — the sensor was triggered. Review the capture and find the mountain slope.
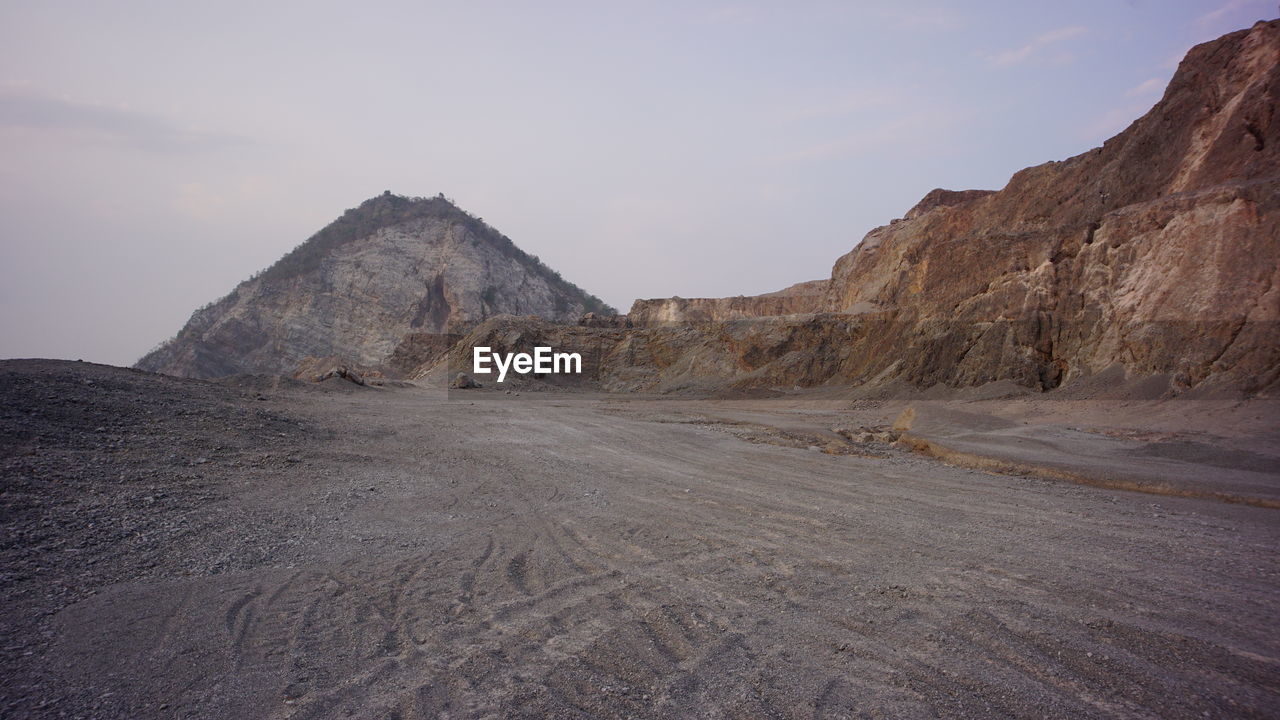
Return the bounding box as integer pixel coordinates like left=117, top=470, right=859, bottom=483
left=136, top=193, right=612, bottom=379
left=815, top=19, right=1279, bottom=392
left=606, top=20, right=1278, bottom=395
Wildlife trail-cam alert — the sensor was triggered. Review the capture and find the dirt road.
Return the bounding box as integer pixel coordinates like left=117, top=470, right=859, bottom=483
left=2, top=361, right=1278, bottom=718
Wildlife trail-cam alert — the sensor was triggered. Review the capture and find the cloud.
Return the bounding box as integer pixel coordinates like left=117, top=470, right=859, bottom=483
left=0, top=90, right=251, bottom=152
left=1195, top=0, right=1270, bottom=29
left=1125, top=77, right=1166, bottom=98
left=986, top=26, right=1088, bottom=67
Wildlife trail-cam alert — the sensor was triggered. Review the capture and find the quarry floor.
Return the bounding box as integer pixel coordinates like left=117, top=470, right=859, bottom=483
left=2, top=360, right=1278, bottom=719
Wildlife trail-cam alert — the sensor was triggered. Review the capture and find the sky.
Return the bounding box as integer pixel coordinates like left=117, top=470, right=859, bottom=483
left=0, top=0, right=1274, bottom=366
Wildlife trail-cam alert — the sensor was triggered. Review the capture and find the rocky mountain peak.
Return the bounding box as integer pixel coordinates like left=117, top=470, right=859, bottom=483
left=136, top=192, right=613, bottom=379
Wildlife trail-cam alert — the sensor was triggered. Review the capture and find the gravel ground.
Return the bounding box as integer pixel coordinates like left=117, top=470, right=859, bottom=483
left=1, top=360, right=1278, bottom=718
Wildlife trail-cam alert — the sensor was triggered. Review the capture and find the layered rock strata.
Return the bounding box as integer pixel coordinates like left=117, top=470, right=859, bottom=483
left=629, top=280, right=829, bottom=325
left=592, top=20, right=1279, bottom=395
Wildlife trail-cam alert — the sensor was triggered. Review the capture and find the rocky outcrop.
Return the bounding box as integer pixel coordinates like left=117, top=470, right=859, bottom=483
left=136, top=193, right=613, bottom=379
left=450, top=372, right=481, bottom=389
left=292, top=356, right=383, bottom=385
left=383, top=333, right=461, bottom=378
left=903, top=189, right=996, bottom=220
left=603, top=20, right=1280, bottom=396
left=817, top=20, right=1279, bottom=393
left=578, top=312, right=633, bottom=328
left=628, top=279, right=829, bottom=325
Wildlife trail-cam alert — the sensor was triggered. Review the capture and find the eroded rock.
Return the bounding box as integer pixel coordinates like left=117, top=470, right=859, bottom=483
left=451, top=373, right=481, bottom=389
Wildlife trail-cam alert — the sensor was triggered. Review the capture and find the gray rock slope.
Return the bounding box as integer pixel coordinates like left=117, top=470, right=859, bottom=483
left=136, top=192, right=612, bottom=379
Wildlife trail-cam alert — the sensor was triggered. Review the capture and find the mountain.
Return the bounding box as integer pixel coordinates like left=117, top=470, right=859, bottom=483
left=811, top=19, right=1279, bottom=393
left=442, top=20, right=1280, bottom=396
left=136, top=192, right=613, bottom=379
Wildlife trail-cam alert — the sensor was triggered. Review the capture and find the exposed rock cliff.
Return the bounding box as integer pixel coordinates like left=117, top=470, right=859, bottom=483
left=136, top=193, right=613, bottom=379
left=818, top=19, right=1279, bottom=393
left=596, top=20, right=1279, bottom=395
left=628, top=280, right=829, bottom=325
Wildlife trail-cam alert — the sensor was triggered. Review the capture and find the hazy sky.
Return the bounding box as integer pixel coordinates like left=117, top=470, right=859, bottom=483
left=1, top=0, right=1273, bottom=366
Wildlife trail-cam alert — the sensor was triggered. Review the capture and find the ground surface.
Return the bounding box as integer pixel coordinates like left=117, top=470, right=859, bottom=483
left=2, top=360, right=1278, bottom=718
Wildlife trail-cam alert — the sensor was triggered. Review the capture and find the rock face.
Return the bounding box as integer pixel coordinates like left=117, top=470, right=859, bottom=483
left=816, top=20, right=1279, bottom=393
left=592, top=20, right=1279, bottom=395
left=628, top=280, right=829, bottom=325
left=292, top=356, right=383, bottom=385
left=136, top=193, right=613, bottom=379
left=450, top=372, right=480, bottom=389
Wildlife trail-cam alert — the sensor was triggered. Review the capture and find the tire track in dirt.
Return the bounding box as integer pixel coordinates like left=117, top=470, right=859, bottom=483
left=32, top=386, right=1280, bottom=719
left=243, top=509, right=656, bottom=717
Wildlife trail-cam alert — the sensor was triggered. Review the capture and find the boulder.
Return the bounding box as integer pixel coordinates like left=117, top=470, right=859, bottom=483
left=451, top=372, right=481, bottom=389
left=292, top=356, right=383, bottom=385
